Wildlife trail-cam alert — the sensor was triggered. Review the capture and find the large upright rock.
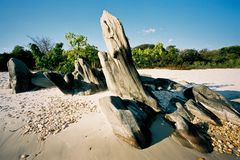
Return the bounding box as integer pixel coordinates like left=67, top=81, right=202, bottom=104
left=98, top=11, right=159, bottom=112
left=7, top=58, right=33, bottom=93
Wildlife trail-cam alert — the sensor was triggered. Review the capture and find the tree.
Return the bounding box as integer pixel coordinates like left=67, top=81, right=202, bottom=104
left=11, top=45, right=35, bottom=69
left=64, top=32, right=99, bottom=68
left=28, top=36, right=54, bottom=54
left=37, top=43, right=65, bottom=71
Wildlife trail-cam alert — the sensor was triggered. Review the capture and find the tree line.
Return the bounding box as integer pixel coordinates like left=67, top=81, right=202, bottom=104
left=0, top=33, right=240, bottom=72
left=132, top=43, right=240, bottom=69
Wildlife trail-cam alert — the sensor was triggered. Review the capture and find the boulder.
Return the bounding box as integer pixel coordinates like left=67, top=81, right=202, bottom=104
left=7, top=58, right=33, bottom=93
left=31, top=71, right=54, bottom=88
left=44, top=72, right=73, bottom=94
left=98, top=11, right=159, bottom=112
left=185, top=99, right=222, bottom=126
left=99, top=96, right=151, bottom=148
left=188, top=85, right=240, bottom=125
left=73, top=58, right=106, bottom=90
left=165, top=107, right=213, bottom=153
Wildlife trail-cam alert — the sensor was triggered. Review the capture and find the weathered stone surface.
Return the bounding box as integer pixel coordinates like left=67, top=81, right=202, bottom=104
left=64, top=72, right=74, bottom=88
left=152, top=90, right=186, bottom=113
left=44, top=72, right=73, bottom=94
left=73, top=58, right=106, bottom=89
left=165, top=109, right=213, bottom=153
left=185, top=99, right=222, bottom=126
left=99, top=96, right=151, bottom=148
left=31, top=71, right=54, bottom=88
left=189, top=85, right=240, bottom=125
left=153, top=78, right=186, bottom=91
left=7, top=58, right=33, bottom=93
left=98, top=11, right=159, bottom=112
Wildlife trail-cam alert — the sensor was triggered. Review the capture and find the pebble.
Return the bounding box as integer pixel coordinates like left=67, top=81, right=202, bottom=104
left=207, top=119, right=240, bottom=157
left=21, top=96, right=96, bottom=141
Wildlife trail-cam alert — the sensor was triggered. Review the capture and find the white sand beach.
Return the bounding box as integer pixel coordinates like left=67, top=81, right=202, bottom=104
left=0, top=69, right=240, bottom=160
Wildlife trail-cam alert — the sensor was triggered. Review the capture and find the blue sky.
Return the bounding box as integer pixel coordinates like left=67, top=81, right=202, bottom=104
left=0, top=0, right=240, bottom=53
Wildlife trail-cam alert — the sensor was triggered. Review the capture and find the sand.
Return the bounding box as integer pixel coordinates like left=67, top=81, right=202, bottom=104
left=0, top=69, right=240, bottom=160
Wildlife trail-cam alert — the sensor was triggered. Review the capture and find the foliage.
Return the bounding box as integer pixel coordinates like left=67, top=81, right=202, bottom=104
left=0, top=53, right=11, bottom=71
left=132, top=43, right=240, bottom=69
left=1, top=34, right=239, bottom=73
left=11, top=45, right=35, bottom=69
left=64, top=32, right=99, bottom=70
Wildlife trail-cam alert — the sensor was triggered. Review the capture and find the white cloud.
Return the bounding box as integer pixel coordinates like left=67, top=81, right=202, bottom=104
left=143, top=28, right=156, bottom=33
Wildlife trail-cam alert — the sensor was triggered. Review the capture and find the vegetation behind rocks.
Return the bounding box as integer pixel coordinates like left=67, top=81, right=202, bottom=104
left=1, top=34, right=240, bottom=72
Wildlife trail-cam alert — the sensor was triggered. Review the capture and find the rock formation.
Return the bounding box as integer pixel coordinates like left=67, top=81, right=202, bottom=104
left=184, top=85, right=240, bottom=125
left=73, top=58, right=106, bottom=90
left=98, top=10, right=159, bottom=112
left=99, top=96, right=151, bottom=148
left=7, top=58, right=33, bottom=93
left=165, top=103, right=213, bottom=153
left=31, top=71, right=55, bottom=88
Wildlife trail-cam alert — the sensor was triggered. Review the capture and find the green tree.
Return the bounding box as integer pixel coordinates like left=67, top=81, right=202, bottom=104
left=64, top=32, right=99, bottom=69
left=11, top=45, right=35, bottom=69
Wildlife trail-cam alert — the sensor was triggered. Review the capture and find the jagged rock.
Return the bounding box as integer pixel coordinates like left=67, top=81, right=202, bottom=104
left=7, top=58, right=33, bottom=93
left=98, top=11, right=159, bottom=112
left=185, top=99, right=222, bottom=126
left=185, top=85, right=240, bottom=125
left=44, top=72, right=73, bottom=94
left=152, top=90, right=185, bottom=113
left=153, top=78, right=186, bottom=91
left=73, top=58, right=106, bottom=89
left=64, top=72, right=74, bottom=87
left=31, top=71, right=54, bottom=88
left=165, top=107, right=213, bottom=153
left=99, top=96, right=151, bottom=148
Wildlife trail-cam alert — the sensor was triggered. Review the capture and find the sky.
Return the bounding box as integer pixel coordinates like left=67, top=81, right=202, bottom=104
left=0, top=0, right=240, bottom=53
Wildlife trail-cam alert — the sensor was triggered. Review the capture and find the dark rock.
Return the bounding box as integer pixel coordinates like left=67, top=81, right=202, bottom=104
left=152, top=90, right=186, bottom=113
left=7, top=58, right=33, bottom=93
left=44, top=72, right=73, bottom=94
left=185, top=99, right=222, bottom=126
left=64, top=72, right=74, bottom=87
left=99, top=96, right=151, bottom=148
left=31, top=71, right=54, bottom=88
left=154, top=78, right=186, bottom=91
left=191, top=85, right=240, bottom=125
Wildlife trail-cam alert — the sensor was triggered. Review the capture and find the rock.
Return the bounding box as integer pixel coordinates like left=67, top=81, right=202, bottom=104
left=153, top=78, right=186, bottom=91
left=7, top=58, right=33, bottom=93
left=185, top=99, right=222, bottom=126
left=64, top=72, right=74, bottom=87
left=165, top=103, right=213, bottom=153
left=99, top=96, right=151, bottom=148
left=186, top=85, right=240, bottom=125
left=44, top=72, right=73, bottom=94
left=73, top=58, right=106, bottom=89
left=98, top=11, right=159, bottom=112
left=31, top=71, right=54, bottom=88
left=20, top=154, right=29, bottom=160
left=165, top=112, right=213, bottom=153
left=152, top=90, right=186, bottom=113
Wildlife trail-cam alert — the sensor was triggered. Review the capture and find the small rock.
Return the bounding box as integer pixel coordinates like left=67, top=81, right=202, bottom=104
left=20, top=154, right=29, bottom=159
